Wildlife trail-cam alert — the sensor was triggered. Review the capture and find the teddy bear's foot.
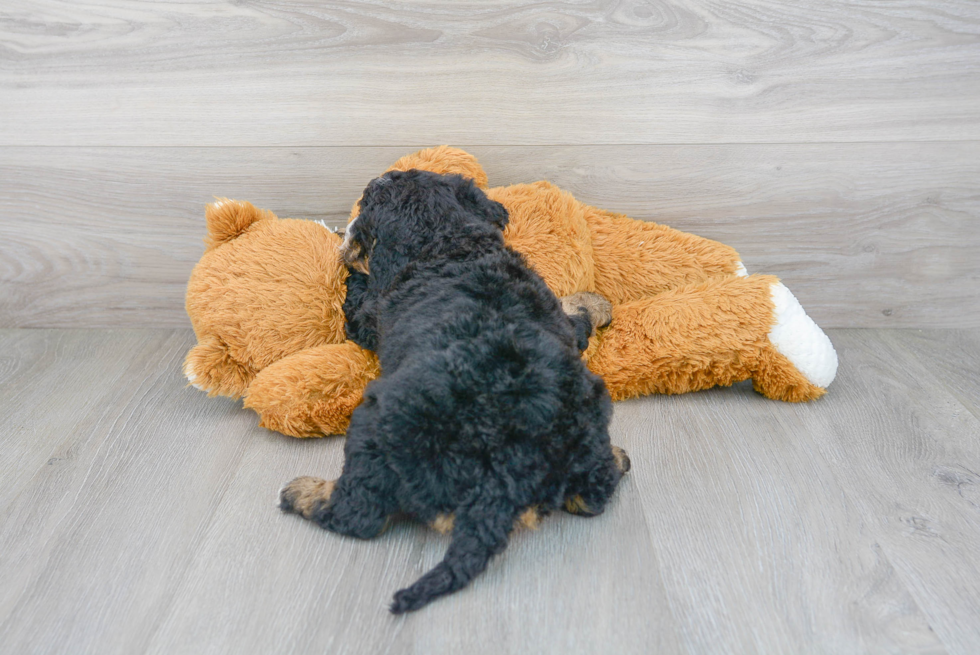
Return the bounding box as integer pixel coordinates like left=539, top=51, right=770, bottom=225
left=183, top=335, right=256, bottom=399
left=244, top=342, right=381, bottom=437
left=753, top=282, right=838, bottom=402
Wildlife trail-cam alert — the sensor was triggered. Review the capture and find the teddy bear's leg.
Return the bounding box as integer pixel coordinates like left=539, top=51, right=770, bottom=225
left=243, top=342, right=380, bottom=437
left=584, top=206, right=747, bottom=305
left=754, top=281, right=838, bottom=400
left=585, top=275, right=837, bottom=402
left=183, top=335, right=256, bottom=399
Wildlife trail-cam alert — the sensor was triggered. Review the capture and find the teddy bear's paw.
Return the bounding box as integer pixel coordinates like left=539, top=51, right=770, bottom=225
left=183, top=358, right=205, bottom=391
left=768, top=282, right=838, bottom=388
left=754, top=282, right=838, bottom=401
left=279, top=476, right=336, bottom=519
left=183, top=337, right=255, bottom=399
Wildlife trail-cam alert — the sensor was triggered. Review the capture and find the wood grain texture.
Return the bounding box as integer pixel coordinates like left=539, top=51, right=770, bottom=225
left=2, top=143, right=978, bottom=329
left=2, top=1, right=979, bottom=146
left=886, top=329, right=980, bottom=421
left=143, top=423, right=683, bottom=655
left=774, top=329, right=980, bottom=655
left=0, top=329, right=255, bottom=654
left=2, top=328, right=979, bottom=654
left=614, top=385, right=947, bottom=654
left=0, top=330, right=171, bottom=512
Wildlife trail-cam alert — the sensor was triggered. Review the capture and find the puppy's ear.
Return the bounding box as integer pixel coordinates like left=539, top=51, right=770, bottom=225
left=359, top=174, right=391, bottom=209
left=450, top=174, right=508, bottom=230
left=340, top=208, right=375, bottom=275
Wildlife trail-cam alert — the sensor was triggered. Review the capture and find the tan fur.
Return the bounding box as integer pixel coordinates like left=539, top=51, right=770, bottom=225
left=585, top=205, right=743, bottom=304
left=561, top=292, right=613, bottom=330
left=185, top=207, right=348, bottom=400
left=611, top=446, right=631, bottom=474
left=203, top=198, right=275, bottom=252
left=280, top=476, right=336, bottom=519
left=430, top=514, right=455, bottom=534
left=564, top=495, right=593, bottom=516
left=244, top=343, right=380, bottom=437
left=431, top=508, right=540, bottom=534
left=517, top=507, right=541, bottom=530
left=185, top=147, right=831, bottom=438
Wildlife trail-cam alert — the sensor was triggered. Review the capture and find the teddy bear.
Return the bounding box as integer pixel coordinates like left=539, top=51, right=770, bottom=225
left=184, top=146, right=837, bottom=437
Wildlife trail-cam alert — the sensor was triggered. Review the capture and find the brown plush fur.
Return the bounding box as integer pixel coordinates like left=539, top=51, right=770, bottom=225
left=185, top=199, right=347, bottom=398
left=243, top=342, right=381, bottom=436
left=184, top=147, right=830, bottom=437
left=585, top=274, right=823, bottom=401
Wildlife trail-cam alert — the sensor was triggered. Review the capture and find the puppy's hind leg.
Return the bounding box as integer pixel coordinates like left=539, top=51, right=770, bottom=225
left=564, top=445, right=630, bottom=518
left=280, top=441, right=398, bottom=540
left=280, top=476, right=337, bottom=519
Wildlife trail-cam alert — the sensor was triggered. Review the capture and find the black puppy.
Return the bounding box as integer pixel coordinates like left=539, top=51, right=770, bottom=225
left=279, top=169, right=629, bottom=613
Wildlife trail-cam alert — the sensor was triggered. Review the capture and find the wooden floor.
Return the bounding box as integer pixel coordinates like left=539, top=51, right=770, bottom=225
left=1, top=327, right=978, bottom=654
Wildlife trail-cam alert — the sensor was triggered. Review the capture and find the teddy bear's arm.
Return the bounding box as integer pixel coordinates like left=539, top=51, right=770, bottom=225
left=584, top=206, right=746, bottom=305
left=585, top=275, right=837, bottom=403
left=243, top=342, right=381, bottom=437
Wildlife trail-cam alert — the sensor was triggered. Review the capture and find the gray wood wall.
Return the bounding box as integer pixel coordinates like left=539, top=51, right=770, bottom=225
left=2, top=1, right=979, bottom=329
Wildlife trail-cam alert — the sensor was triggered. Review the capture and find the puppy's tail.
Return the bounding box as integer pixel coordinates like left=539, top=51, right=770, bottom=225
left=390, top=497, right=517, bottom=614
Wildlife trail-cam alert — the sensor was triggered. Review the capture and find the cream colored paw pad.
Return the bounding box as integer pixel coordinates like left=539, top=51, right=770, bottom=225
left=768, top=282, right=838, bottom=388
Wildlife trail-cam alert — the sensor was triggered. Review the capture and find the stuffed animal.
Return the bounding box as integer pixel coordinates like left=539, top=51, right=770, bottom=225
left=184, top=146, right=837, bottom=437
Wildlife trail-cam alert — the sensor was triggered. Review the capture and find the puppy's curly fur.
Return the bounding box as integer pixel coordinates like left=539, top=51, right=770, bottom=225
left=280, top=170, right=628, bottom=613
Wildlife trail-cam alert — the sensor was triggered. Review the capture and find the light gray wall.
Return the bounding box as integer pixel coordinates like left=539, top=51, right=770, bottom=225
left=2, top=1, right=978, bottom=328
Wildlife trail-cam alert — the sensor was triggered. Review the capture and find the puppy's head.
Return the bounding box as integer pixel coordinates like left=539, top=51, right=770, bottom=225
left=339, top=170, right=508, bottom=279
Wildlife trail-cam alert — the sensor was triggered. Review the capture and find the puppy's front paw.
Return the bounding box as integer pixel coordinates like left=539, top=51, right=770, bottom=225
left=560, top=292, right=613, bottom=329
left=564, top=494, right=599, bottom=517
left=279, top=476, right=336, bottom=519
left=612, top=446, right=631, bottom=474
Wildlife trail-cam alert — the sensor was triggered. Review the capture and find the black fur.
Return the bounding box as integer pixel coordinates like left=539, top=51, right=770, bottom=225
left=321, top=170, right=626, bottom=613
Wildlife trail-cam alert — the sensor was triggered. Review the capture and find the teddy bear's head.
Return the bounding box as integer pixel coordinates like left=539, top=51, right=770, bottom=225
left=184, top=199, right=348, bottom=398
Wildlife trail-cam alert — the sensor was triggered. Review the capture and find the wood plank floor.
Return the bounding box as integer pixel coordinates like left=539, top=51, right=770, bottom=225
left=2, top=328, right=979, bottom=655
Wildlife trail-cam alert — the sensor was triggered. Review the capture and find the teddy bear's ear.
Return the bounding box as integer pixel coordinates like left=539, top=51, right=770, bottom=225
left=203, top=198, right=275, bottom=251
